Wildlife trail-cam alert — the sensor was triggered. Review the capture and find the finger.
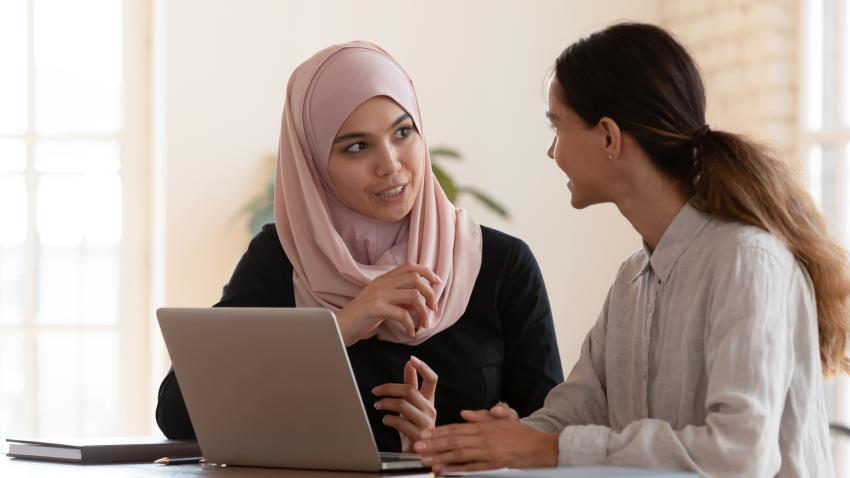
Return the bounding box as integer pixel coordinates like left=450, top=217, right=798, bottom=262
left=409, top=355, right=438, bottom=400
left=400, top=272, right=438, bottom=311
left=404, top=360, right=418, bottom=388
left=407, top=292, right=431, bottom=330
left=372, top=383, right=434, bottom=412
left=377, top=303, right=416, bottom=337
left=381, top=262, right=441, bottom=285
left=414, top=434, right=484, bottom=455
left=424, top=447, right=490, bottom=468
left=385, top=289, right=429, bottom=330
left=490, top=402, right=520, bottom=420
left=400, top=262, right=442, bottom=285
left=374, top=398, right=432, bottom=429
left=382, top=415, right=421, bottom=443
left=460, top=409, right=500, bottom=423
left=421, top=423, right=480, bottom=440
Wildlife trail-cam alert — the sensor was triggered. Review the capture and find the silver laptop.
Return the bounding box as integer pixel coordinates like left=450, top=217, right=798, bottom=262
left=156, top=307, right=425, bottom=471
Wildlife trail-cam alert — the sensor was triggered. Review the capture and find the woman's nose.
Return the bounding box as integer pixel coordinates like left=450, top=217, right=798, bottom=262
left=546, top=137, right=556, bottom=159
left=376, top=144, right=403, bottom=176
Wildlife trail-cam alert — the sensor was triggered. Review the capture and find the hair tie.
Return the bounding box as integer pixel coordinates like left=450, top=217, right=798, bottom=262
left=690, top=124, right=711, bottom=148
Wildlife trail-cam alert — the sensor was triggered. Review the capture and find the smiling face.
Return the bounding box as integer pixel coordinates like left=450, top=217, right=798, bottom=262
left=545, top=78, right=620, bottom=209
left=327, top=96, right=425, bottom=222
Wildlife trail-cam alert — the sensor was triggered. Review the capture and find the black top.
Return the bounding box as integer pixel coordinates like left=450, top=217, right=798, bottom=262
left=156, top=224, right=563, bottom=452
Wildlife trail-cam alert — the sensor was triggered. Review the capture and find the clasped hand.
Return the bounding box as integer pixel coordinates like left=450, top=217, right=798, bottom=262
left=413, top=403, right=560, bottom=473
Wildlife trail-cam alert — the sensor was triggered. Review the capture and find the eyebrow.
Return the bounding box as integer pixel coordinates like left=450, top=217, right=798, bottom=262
left=333, top=113, right=413, bottom=144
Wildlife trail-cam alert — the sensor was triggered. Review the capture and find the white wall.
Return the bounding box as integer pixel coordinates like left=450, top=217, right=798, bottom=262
left=152, top=0, right=658, bottom=375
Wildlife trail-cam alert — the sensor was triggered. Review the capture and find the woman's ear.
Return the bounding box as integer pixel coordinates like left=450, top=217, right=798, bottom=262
left=598, top=117, right=622, bottom=160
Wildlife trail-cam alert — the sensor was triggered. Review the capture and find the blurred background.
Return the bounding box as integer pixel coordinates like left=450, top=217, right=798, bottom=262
left=0, top=0, right=847, bottom=474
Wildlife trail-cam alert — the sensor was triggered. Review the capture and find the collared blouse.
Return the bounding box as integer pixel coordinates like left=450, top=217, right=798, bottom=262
left=523, top=203, right=834, bottom=477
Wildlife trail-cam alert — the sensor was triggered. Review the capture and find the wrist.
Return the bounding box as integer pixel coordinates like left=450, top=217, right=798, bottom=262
left=335, top=310, right=359, bottom=347
left=538, top=432, right=559, bottom=467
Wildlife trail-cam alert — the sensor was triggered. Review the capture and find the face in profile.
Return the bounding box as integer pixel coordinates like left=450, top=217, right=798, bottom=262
left=546, top=78, right=617, bottom=209
left=327, top=96, right=425, bottom=222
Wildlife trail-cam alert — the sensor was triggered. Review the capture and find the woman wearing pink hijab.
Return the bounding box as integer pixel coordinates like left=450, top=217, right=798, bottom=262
left=155, top=42, right=563, bottom=452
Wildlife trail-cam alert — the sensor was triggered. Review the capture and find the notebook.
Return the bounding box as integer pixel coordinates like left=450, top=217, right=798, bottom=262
left=6, top=436, right=201, bottom=463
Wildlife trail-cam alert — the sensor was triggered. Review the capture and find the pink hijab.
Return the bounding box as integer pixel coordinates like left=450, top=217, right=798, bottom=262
left=274, top=41, right=483, bottom=345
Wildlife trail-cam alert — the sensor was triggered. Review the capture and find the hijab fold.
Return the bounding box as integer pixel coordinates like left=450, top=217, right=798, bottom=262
left=274, top=41, right=483, bottom=345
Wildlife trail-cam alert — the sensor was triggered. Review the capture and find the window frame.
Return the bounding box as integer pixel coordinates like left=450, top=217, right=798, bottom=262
left=798, top=0, right=850, bottom=474
left=0, top=0, right=151, bottom=437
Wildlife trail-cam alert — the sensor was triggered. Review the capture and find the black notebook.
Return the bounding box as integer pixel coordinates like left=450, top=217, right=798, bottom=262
left=6, top=436, right=201, bottom=463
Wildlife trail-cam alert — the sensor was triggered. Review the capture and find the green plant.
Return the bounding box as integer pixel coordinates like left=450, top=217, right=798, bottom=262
left=237, top=147, right=509, bottom=233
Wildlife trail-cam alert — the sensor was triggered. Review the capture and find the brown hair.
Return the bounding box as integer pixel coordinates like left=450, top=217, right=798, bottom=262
left=554, top=22, right=850, bottom=374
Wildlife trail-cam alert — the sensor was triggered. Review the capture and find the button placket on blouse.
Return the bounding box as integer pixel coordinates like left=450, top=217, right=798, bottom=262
left=640, top=272, right=657, bottom=417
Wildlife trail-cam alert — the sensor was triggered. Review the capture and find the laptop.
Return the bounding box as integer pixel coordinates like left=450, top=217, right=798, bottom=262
left=156, top=307, right=425, bottom=472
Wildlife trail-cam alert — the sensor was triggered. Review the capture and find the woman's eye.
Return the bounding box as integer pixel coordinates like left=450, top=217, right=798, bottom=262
left=394, top=126, right=413, bottom=139
left=345, top=142, right=366, bottom=153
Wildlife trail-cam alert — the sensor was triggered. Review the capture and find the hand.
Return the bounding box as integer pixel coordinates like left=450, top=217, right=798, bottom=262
left=336, top=263, right=442, bottom=347
left=372, top=355, right=438, bottom=453
left=413, top=404, right=558, bottom=473
left=458, top=402, right=520, bottom=423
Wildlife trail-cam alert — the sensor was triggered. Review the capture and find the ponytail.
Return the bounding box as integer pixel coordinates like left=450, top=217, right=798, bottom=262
left=693, top=131, right=850, bottom=374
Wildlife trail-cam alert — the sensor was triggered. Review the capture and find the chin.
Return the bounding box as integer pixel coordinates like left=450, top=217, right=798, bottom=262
left=370, top=204, right=414, bottom=222
left=569, top=192, right=594, bottom=210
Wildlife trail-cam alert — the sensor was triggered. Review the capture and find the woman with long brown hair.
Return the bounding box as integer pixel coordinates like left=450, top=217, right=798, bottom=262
left=414, top=23, right=850, bottom=476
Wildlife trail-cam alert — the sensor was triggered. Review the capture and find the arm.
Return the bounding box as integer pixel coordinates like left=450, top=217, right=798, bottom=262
left=155, top=225, right=289, bottom=438
left=551, top=246, right=794, bottom=476
left=521, top=288, right=611, bottom=433
left=498, top=239, right=564, bottom=417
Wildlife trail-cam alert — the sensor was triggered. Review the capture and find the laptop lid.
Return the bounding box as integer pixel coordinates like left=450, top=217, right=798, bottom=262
left=157, top=307, right=392, bottom=471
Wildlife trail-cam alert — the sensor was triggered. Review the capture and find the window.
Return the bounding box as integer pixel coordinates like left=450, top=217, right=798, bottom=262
left=801, top=0, right=850, bottom=473
left=0, top=0, right=149, bottom=440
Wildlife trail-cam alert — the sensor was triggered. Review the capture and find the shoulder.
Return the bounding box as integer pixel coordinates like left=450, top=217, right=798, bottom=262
left=242, top=223, right=293, bottom=273
left=700, top=219, right=796, bottom=270
left=480, top=225, right=535, bottom=265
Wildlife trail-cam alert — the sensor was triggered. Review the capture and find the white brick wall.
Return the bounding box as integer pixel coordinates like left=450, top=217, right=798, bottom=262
left=660, top=0, right=799, bottom=165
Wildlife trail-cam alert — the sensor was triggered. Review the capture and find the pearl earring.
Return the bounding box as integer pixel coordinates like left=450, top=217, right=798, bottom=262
left=607, top=153, right=613, bottom=159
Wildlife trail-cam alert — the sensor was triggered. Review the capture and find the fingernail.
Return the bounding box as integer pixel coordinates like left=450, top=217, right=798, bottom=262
left=420, top=430, right=432, bottom=438
left=374, top=401, right=381, bottom=409
left=421, top=456, right=433, bottom=465
left=414, top=441, right=426, bottom=451
left=410, top=355, right=420, bottom=364
left=371, top=387, right=378, bottom=394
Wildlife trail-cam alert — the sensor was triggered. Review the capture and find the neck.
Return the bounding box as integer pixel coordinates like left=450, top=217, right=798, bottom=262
left=614, top=170, right=688, bottom=252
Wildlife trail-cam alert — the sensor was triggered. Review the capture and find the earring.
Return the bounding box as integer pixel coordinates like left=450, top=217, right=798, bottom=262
left=607, top=153, right=613, bottom=159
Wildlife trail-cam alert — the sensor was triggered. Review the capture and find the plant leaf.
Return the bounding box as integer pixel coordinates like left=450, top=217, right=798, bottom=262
left=431, top=163, right=457, bottom=203
left=456, top=186, right=510, bottom=219
left=429, top=147, right=462, bottom=161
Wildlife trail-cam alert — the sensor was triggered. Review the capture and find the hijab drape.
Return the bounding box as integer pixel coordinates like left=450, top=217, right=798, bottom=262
left=274, top=41, right=483, bottom=345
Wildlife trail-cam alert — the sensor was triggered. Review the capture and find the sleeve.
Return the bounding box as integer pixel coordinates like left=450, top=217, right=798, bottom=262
left=550, top=246, right=795, bottom=477
left=155, top=225, right=292, bottom=438
left=522, top=288, right=610, bottom=434
left=498, top=239, right=565, bottom=417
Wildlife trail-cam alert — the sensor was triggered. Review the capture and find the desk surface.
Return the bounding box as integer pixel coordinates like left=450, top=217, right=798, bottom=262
left=0, top=456, right=433, bottom=477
